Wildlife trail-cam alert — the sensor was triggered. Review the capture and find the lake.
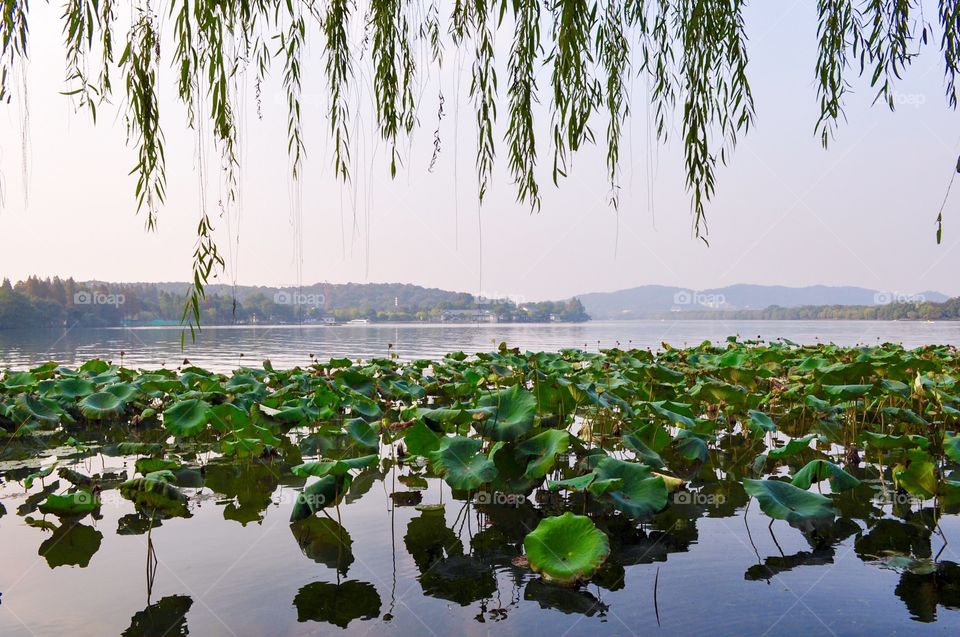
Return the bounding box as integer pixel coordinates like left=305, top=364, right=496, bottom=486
left=1, top=321, right=959, bottom=636
left=1, top=319, right=959, bottom=371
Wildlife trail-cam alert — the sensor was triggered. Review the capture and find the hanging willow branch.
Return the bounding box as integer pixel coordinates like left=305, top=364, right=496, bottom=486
left=2, top=0, right=958, bottom=331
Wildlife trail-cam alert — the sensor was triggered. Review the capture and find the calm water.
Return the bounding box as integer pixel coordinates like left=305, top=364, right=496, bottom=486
left=1, top=319, right=959, bottom=372
left=2, top=320, right=960, bottom=636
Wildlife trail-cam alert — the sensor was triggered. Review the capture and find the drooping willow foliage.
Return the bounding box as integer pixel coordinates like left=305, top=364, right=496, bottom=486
left=0, top=0, right=957, bottom=332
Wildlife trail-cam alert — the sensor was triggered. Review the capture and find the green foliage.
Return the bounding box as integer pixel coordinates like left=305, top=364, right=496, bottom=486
left=523, top=512, right=610, bottom=585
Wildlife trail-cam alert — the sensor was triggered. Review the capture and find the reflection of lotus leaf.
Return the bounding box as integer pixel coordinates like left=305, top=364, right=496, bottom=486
left=39, top=521, right=103, bottom=568
left=121, top=595, right=193, bottom=637
left=895, top=561, right=960, bottom=622
left=293, top=580, right=381, bottom=628
left=745, top=549, right=835, bottom=581
left=419, top=555, right=496, bottom=605
left=404, top=507, right=463, bottom=573
left=117, top=513, right=163, bottom=536
left=523, top=579, right=608, bottom=616
left=204, top=460, right=280, bottom=525
left=290, top=517, right=354, bottom=574
left=855, top=519, right=932, bottom=560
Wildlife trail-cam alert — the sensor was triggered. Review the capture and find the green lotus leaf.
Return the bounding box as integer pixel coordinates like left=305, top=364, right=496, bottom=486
left=621, top=431, right=665, bottom=468
left=78, top=392, right=124, bottom=420
left=119, top=476, right=191, bottom=517
left=627, top=421, right=672, bottom=452
left=290, top=475, right=350, bottom=521
left=16, top=394, right=62, bottom=422
left=221, top=437, right=265, bottom=457
left=25, top=462, right=59, bottom=489
left=743, top=478, right=835, bottom=523
left=647, top=400, right=696, bottom=428
left=472, top=385, right=537, bottom=441
left=747, top=410, right=777, bottom=435
left=880, top=406, right=928, bottom=425
left=104, top=382, right=137, bottom=402
left=429, top=436, right=497, bottom=490
left=38, top=490, right=99, bottom=517
left=135, top=458, right=181, bottom=475
left=53, top=377, right=95, bottom=398
left=822, top=383, right=873, bottom=399
left=592, top=456, right=668, bottom=518
left=860, top=431, right=929, bottom=450
left=547, top=473, right=598, bottom=493
left=57, top=468, right=93, bottom=488
left=767, top=433, right=821, bottom=461
left=4, top=371, right=37, bottom=389
left=162, top=399, right=212, bottom=436
left=893, top=449, right=938, bottom=499
left=790, top=459, right=861, bottom=492
left=292, top=455, right=379, bottom=478
left=346, top=418, right=379, bottom=448
left=517, top=429, right=570, bottom=479
left=209, top=403, right=250, bottom=431
left=403, top=420, right=442, bottom=457
left=673, top=431, right=709, bottom=463
left=116, top=442, right=165, bottom=456
left=946, top=432, right=960, bottom=463
left=417, top=407, right=472, bottom=428
left=523, top=513, right=610, bottom=585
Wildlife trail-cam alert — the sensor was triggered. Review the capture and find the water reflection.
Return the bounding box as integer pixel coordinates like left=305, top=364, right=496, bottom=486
left=121, top=595, right=192, bottom=637
left=2, top=431, right=960, bottom=633
left=38, top=520, right=102, bottom=568
left=524, top=579, right=609, bottom=617
left=293, top=580, right=381, bottom=628
left=896, top=561, right=960, bottom=622
left=290, top=517, right=354, bottom=574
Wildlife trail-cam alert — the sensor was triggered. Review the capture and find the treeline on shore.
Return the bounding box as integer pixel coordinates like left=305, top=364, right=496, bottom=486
left=655, top=298, right=960, bottom=321
left=0, top=276, right=589, bottom=328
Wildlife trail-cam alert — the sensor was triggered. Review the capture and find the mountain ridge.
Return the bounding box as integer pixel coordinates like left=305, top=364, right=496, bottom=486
left=577, top=284, right=950, bottom=319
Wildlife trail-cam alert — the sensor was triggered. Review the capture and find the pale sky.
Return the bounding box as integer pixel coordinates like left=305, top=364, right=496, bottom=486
left=0, top=1, right=958, bottom=301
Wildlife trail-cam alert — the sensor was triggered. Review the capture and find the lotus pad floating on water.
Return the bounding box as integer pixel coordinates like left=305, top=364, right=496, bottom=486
left=523, top=512, right=610, bottom=585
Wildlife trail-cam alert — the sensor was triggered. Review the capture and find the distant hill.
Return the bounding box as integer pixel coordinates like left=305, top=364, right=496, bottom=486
left=0, top=277, right=588, bottom=328
left=578, top=284, right=950, bottom=319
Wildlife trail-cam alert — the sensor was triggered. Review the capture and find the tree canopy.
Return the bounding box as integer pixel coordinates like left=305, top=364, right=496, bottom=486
left=1, top=0, right=957, bottom=332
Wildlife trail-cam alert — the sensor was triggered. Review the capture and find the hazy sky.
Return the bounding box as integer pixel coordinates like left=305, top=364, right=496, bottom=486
left=1, top=1, right=958, bottom=301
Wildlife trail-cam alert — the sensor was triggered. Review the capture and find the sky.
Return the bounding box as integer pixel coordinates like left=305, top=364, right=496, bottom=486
left=0, top=1, right=958, bottom=302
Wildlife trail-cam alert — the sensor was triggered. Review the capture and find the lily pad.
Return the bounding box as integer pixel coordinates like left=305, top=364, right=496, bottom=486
left=429, top=436, right=497, bottom=490
left=473, top=385, right=537, bottom=441
left=163, top=399, right=212, bottom=436
left=791, top=459, right=861, bottom=492
left=78, top=392, right=124, bottom=420
left=743, top=478, right=835, bottom=524
left=523, top=512, right=610, bottom=585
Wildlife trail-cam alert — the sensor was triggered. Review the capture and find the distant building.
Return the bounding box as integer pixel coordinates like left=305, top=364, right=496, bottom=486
left=440, top=308, right=496, bottom=322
